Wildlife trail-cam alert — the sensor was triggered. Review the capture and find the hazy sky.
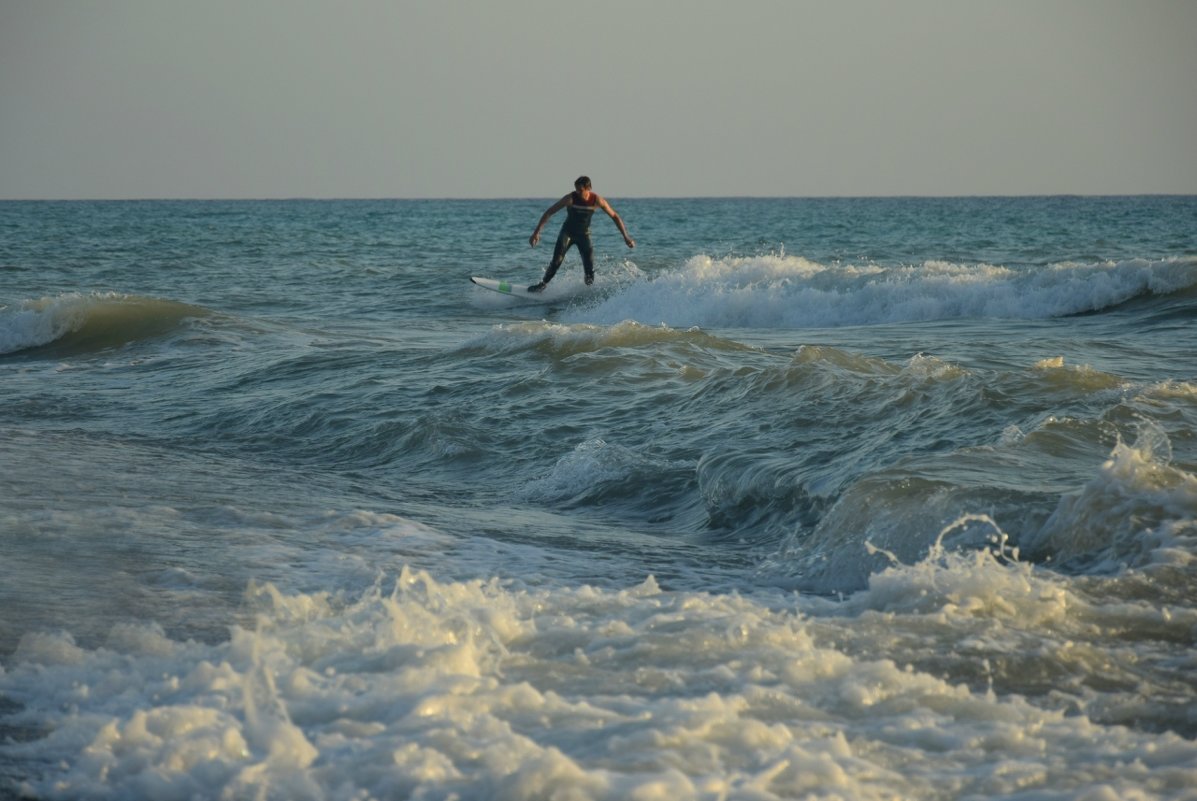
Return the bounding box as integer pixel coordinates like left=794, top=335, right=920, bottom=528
left=2, top=0, right=1195, bottom=199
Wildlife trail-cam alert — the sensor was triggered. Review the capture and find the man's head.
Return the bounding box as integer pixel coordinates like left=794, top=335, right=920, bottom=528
left=574, top=176, right=592, bottom=191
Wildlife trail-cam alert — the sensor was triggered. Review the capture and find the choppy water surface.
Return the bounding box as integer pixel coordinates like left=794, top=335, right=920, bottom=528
left=2, top=196, right=1196, bottom=799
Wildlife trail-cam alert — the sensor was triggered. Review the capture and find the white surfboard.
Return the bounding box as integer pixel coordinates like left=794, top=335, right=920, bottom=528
left=470, top=276, right=556, bottom=302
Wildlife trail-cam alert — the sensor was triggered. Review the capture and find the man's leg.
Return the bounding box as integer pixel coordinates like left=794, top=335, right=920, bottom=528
left=578, top=234, right=595, bottom=285
left=530, top=230, right=573, bottom=292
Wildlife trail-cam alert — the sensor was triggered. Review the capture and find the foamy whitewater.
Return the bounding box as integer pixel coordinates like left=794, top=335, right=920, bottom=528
left=1, top=196, right=1196, bottom=799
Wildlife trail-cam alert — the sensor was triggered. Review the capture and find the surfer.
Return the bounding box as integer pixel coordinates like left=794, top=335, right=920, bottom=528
left=527, top=176, right=635, bottom=292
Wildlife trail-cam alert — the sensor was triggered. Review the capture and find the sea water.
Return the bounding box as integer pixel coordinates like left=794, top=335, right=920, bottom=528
left=1, top=196, right=1196, bottom=799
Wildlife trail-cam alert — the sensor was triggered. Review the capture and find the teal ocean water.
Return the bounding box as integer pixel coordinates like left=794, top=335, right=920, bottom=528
left=2, top=196, right=1196, bottom=799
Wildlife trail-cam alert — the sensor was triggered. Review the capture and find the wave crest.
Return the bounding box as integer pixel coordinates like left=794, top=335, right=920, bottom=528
left=0, top=293, right=209, bottom=356
left=568, top=255, right=1197, bottom=329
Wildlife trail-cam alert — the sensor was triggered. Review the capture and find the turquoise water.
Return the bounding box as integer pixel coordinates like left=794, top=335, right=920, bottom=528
left=2, top=196, right=1197, bottom=799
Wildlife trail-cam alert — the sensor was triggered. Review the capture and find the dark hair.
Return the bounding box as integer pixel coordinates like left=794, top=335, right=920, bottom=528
left=574, top=176, right=592, bottom=190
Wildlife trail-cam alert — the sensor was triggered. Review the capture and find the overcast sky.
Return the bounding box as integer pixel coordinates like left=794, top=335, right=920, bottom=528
left=2, top=0, right=1195, bottom=199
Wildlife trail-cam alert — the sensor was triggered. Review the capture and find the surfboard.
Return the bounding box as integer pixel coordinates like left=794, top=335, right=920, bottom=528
left=470, top=276, right=556, bottom=302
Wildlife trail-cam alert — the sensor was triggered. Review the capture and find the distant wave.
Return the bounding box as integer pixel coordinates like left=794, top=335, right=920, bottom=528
left=569, top=254, right=1197, bottom=329
left=0, top=292, right=210, bottom=356
left=456, top=319, right=758, bottom=359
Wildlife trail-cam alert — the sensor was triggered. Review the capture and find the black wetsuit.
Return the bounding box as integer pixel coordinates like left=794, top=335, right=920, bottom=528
left=542, top=191, right=598, bottom=284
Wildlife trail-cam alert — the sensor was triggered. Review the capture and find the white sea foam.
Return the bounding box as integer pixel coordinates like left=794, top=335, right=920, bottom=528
left=567, top=254, right=1197, bottom=329
left=1024, top=423, right=1197, bottom=568
left=771, top=413, right=1197, bottom=598
left=3, top=566, right=1196, bottom=800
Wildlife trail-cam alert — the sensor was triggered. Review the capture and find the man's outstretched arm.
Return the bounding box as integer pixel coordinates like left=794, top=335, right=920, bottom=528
left=530, top=195, right=572, bottom=247
left=598, top=196, right=635, bottom=248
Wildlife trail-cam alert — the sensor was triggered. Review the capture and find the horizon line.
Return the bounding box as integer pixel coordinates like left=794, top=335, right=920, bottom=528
left=2, top=192, right=1195, bottom=203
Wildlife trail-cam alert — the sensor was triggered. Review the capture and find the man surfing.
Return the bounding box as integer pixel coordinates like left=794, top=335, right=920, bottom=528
left=527, top=176, right=635, bottom=292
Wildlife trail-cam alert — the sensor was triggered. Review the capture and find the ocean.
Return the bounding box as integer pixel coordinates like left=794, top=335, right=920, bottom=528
left=1, top=195, right=1196, bottom=800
